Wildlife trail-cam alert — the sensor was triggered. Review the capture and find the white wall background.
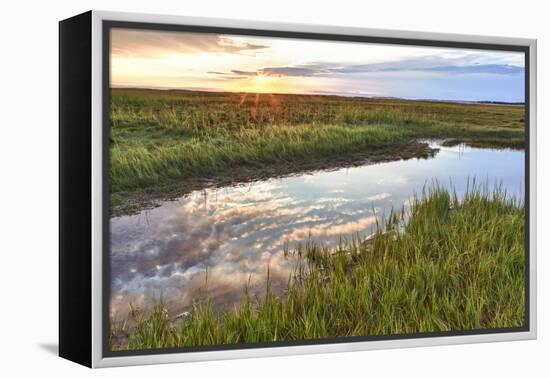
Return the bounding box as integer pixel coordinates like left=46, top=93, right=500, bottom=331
left=0, top=0, right=547, bottom=376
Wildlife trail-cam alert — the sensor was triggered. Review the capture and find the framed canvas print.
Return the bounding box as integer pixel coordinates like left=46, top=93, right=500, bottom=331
left=59, top=10, right=537, bottom=368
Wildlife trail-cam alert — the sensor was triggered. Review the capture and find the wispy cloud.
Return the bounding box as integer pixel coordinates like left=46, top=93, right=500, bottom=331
left=255, top=54, right=524, bottom=78
left=111, top=29, right=269, bottom=57
left=230, top=69, right=258, bottom=76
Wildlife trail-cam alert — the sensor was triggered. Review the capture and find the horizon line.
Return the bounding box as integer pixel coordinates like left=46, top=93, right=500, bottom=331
left=110, top=85, right=526, bottom=105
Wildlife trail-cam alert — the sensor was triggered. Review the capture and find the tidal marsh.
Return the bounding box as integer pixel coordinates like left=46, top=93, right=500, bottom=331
left=108, top=88, right=526, bottom=351
left=109, top=89, right=525, bottom=215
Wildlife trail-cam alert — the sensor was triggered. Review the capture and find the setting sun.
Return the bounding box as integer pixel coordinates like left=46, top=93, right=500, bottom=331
left=247, top=72, right=278, bottom=93
left=253, top=73, right=269, bottom=84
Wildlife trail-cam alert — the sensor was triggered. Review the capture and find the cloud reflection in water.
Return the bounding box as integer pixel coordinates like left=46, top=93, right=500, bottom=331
left=110, top=143, right=524, bottom=318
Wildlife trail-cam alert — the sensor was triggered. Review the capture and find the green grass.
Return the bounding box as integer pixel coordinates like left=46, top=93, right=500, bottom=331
left=112, top=124, right=413, bottom=191
left=110, top=184, right=525, bottom=350
left=110, top=89, right=525, bottom=215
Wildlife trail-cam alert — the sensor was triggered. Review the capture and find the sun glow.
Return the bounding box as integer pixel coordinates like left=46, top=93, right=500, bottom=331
left=247, top=73, right=278, bottom=93
left=254, top=73, right=269, bottom=84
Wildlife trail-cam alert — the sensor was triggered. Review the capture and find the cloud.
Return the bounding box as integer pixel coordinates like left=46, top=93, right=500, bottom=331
left=230, top=69, right=258, bottom=76
left=228, top=64, right=329, bottom=77
left=245, top=54, right=524, bottom=78
left=331, top=60, right=524, bottom=75
left=111, top=28, right=269, bottom=57
left=262, top=66, right=322, bottom=77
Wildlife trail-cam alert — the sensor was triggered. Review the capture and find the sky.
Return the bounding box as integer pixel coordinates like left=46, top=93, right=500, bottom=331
left=110, top=28, right=525, bottom=102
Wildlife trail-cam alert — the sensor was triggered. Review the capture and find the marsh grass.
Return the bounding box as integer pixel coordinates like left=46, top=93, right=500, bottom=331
left=110, top=89, right=525, bottom=214
left=111, top=184, right=525, bottom=350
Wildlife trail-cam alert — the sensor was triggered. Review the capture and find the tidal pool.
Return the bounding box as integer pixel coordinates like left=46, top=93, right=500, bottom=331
left=109, top=142, right=525, bottom=319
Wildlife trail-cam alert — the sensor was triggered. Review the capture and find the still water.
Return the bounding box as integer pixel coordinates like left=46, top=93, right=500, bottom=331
left=109, top=142, right=524, bottom=318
